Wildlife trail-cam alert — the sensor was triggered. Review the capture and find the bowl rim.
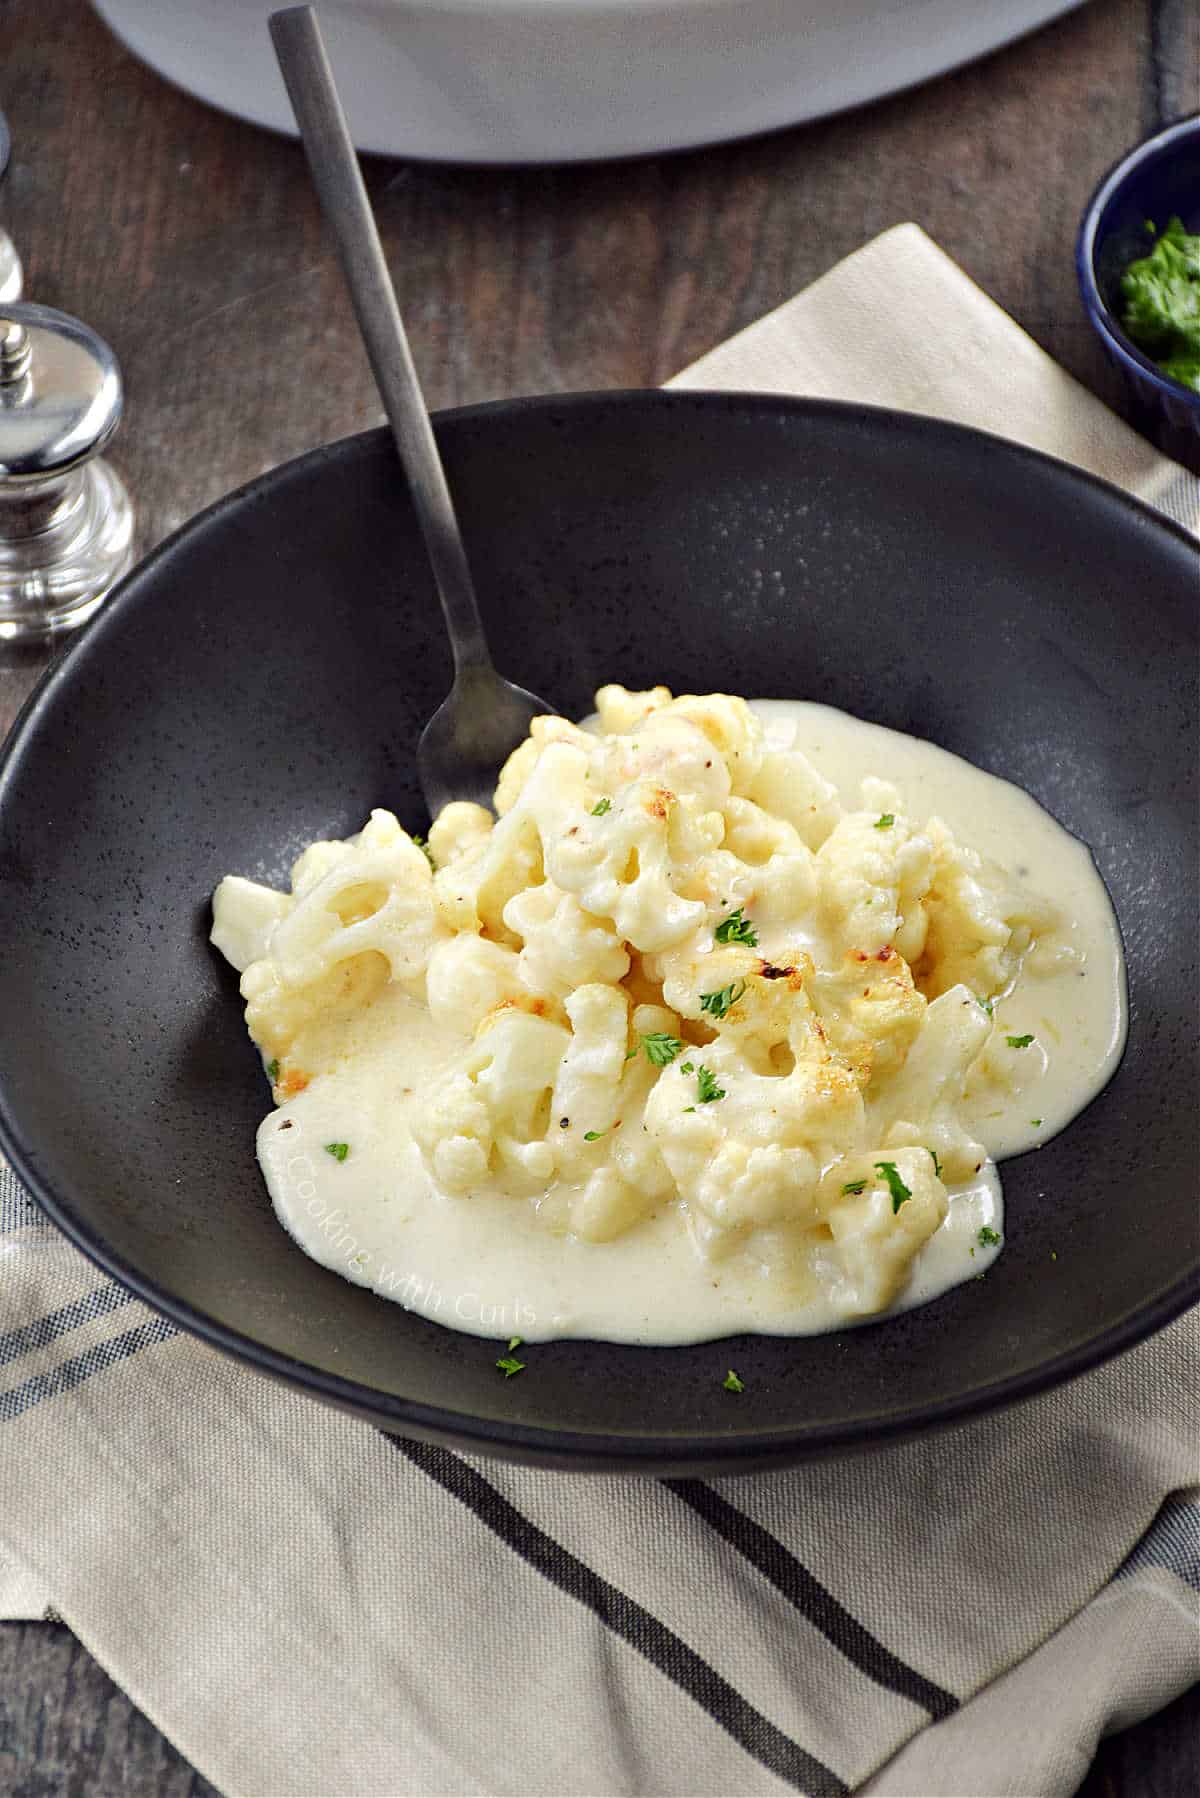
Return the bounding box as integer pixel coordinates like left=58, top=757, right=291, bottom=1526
left=2, top=389, right=1198, bottom=1471
left=1076, top=110, right=1200, bottom=412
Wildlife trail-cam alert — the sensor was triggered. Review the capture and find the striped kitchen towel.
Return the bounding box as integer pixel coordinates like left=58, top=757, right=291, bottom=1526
left=0, top=1160, right=1197, bottom=1797
left=1, top=225, right=1197, bottom=1797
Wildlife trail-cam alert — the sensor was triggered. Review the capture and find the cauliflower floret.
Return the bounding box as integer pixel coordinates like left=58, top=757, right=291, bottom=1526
left=818, top=1145, right=948, bottom=1316
left=493, top=715, right=594, bottom=816
left=427, top=801, right=493, bottom=871
left=918, top=818, right=1060, bottom=1003
left=643, top=1021, right=864, bottom=1257
left=410, top=1071, right=493, bottom=1191
left=211, top=876, right=292, bottom=973
left=269, top=810, right=441, bottom=987
left=564, top=1000, right=678, bottom=1243
left=547, top=775, right=708, bottom=953
left=433, top=814, right=543, bottom=943
left=571, top=1167, right=653, bottom=1243
left=241, top=949, right=390, bottom=1071
left=684, top=1140, right=825, bottom=1254
left=551, top=984, right=630, bottom=1157
left=592, top=708, right=734, bottom=814
left=414, top=1009, right=570, bottom=1193
left=434, top=743, right=585, bottom=940
left=225, top=810, right=443, bottom=1069
left=593, top=684, right=673, bottom=735
left=601, top=1001, right=679, bottom=1203
left=719, top=797, right=819, bottom=927
left=962, top=1015, right=1048, bottom=1112
left=815, top=801, right=934, bottom=962
left=745, top=746, right=842, bottom=850
left=651, top=942, right=815, bottom=1052
left=811, top=945, right=927, bottom=1084
left=288, top=838, right=348, bottom=895
left=503, top=882, right=630, bottom=999
left=868, top=984, right=990, bottom=1182
left=425, top=934, right=524, bottom=1034
left=667, top=693, right=764, bottom=794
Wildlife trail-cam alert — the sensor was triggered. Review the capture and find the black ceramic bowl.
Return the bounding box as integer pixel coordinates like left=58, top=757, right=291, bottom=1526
left=0, top=392, right=1196, bottom=1474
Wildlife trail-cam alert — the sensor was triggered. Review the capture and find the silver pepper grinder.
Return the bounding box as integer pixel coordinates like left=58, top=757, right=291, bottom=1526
left=0, top=300, right=134, bottom=641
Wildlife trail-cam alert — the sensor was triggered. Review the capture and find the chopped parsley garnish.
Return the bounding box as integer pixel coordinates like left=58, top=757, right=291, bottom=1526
left=324, top=1142, right=350, bottom=1162
left=928, top=1147, right=943, bottom=1179
left=411, top=833, right=436, bottom=871
left=714, top=906, right=758, bottom=947
left=841, top=1178, right=868, bottom=1195
left=640, top=1032, right=684, bottom=1067
left=508, top=1336, right=522, bottom=1350
left=977, top=996, right=994, bottom=1017
left=723, top=1369, right=745, bottom=1393
left=699, top=979, right=747, bottom=1021
left=590, top=797, right=612, bottom=817
left=695, top=1065, right=725, bottom=1104
left=680, top=1061, right=695, bottom=1075
left=978, top=1226, right=1002, bottom=1248
left=266, top=1058, right=280, bottom=1082
left=583, top=1129, right=607, bottom=1142
left=874, top=1160, right=912, bottom=1214
left=1119, top=217, right=1200, bottom=394
left=874, top=813, right=895, bottom=830
left=1006, top=1033, right=1035, bottom=1049
left=1030, top=1118, right=1042, bottom=1128
left=495, top=1349, right=525, bottom=1378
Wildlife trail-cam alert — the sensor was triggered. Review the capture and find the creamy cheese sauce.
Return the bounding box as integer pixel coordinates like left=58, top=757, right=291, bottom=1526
left=252, top=701, right=1126, bottom=1346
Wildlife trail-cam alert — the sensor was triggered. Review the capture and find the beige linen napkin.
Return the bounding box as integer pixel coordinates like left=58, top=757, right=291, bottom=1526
left=670, top=223, right=1200, bottom=535
left=1, top=224, right=1197, bottom=1798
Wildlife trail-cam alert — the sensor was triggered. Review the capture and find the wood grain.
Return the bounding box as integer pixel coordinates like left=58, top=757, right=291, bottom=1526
left=0, top=0, right=1196, bottom=1791
left=0, top=1621, right=217, bottom=1798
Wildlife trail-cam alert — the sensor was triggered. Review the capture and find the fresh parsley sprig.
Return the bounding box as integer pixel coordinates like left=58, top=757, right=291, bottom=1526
left=874, top=1160, right=912, bottom=1214
left=695, top=1065, right=725, bottom=1104
left=714, top=907, right=758, bottom=947
left=699, top=979, right=747, bottom=1021
left=639, top=1032, right=683, bottom=1067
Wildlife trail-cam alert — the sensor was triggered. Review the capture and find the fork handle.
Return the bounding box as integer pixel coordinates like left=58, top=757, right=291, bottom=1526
left=270, top=6, right=492, bottom=677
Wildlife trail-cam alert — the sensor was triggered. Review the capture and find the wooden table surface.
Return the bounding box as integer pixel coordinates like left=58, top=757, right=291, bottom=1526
left=0, top=0, right=1196, bottom=1792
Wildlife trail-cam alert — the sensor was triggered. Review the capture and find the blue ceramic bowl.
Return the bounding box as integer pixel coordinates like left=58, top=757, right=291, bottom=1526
left=1077, top=113, right=1200, bottom=435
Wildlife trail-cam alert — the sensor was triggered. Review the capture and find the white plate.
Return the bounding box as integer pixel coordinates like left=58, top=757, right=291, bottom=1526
left=93, top=0, right=1086, bottom=165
